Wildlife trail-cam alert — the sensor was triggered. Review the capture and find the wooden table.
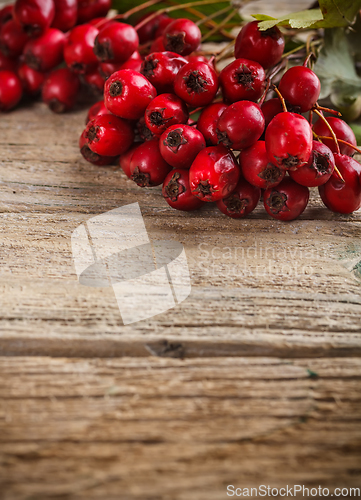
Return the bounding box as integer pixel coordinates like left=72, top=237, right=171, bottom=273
left=1, top=97, right=361, bottom=497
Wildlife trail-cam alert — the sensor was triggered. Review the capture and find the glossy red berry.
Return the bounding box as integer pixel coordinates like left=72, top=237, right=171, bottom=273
left=0, top=70, right=22, bottom=111
left=18, top=63, right=46, bottom=96
left=86, top=99, right=110, bottom=123
left=145, top=93, right=189, bottom=136
left=42, top=67, right=80, bottom=113
left=0, top=50, right=17, bottom=72
left=84, top=114, right=134, bottom=157
left=24, top=28, right=65, bottom=72
left=196, top=102, right=228, bottom=146
left=173, top=60, right=219, bottom=107
left=265, top=112, right=313, bottom=170
left=99, top=60, right=122, bottom=80
left=94, top=22, right=139, bottom=64
left=150, top=36, right=165, bottom=53
left=189, top=144, right=240, bottom=202
left=14, top=0, right=55, bottom=37
left=136, top=116, right=156, bottom=142
left=234, top=21, right=285, bottom=69
left=130, top=139, right=172, bottom=187
left=160, top=124, right=206, bottom=168
left=318, top=154, right=361, bottom=214
left=239, top=141, right=285, bottom=189
left=82, top=66, right=104, bottom=95
left=136, top=12, right=170, bottom=44
left=216, top=177, right=261, bottom=218
left=261, top=97, right=283, bottom=128
left=79, top=129, right=117, bottom=166
left=217, top=100, right=265, bottom=151
left=264, top=177, right=309, bottom=221
left=0, top=5, right=13, bottom=27
left=141, top=51, right=187, bottom=94
left=77, top=0, right=111, bottom=24
left=219, top=58, right=266, bottom=103
left=163, top=169, right=204, bottom=211
left=313, top=116, right=357, bottom=156
left=51, top=0, right=77, bottom=32
left=119, top=52, right=142, bottom=73
left=278, top=66, right=321, bottom=113
left=0, top=19, right=29, bottom=57
left=119, top=144, right=138, bottom=178
left=289, top=141, right=335, bottom=187
left=104, top=69, right=157, bottom=121
left=64, top=24, right=99, bottom=74
left=163, top=18, right=201, bottom=56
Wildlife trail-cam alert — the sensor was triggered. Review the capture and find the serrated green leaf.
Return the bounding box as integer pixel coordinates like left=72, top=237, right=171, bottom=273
left=313, top=0, right=361, bottom=28
left=251, top=14, right=276, bottom=22
left=255, top=9, right=324, bottom=31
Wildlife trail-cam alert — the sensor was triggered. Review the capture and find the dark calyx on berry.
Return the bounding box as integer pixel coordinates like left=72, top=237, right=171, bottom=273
left=266, top=191, right=288, bottom=214
left=23, top=24, right=42, bottom=37
left=278, top=154, right=300, bottom=169
left=312, top=151, right=332, bottom=176
left=284, top=101, right=301, bottom=114
left=216, top=129, right=232, bottom=148
left=223, top=194, right=248, bottom=215
left=71, top=62, right=86, bottom=73
left=261, top=26, right=280, bottom=39
left=81, top=145, right=101, bottom=163
left=109, top=80, right=123, bottom=97
left=258, top=164, right=282, bottom=184
left=142, top=58, right=158, bottom=77
left=185, top=71, right=207, bottom=94
left=164, top=172, right=185, bottom=201
left=195, top=179, right=215, bottom=197
left=166, top=32, right=186, bottom=53
left=25, top=53, right=41, bottom=71
left=150, top=110, right=165, bottom=126
left=235, top=64, right=254, bottom=89
left=94, top=39, right=113, bottom=62
left=164, top=129, right=187, bottom=151
left=85, top=125, right=99, bottom=142
left=131, top=166, right=151, bottom=187
left=49, top=98, right=66, bottom=113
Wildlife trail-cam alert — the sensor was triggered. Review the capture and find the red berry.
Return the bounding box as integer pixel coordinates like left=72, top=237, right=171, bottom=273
left=99, top=61, right=122, bottom=80
left=289, top=141, right=335, bottom=187
left=217, top=100, right=265, bottom=151
left=84, top=114, right=134, bottom=157
left=24, top=28, right=65, bottom=72
left=163, top=169, right=204, bottom=211
left=265, top=112, right=313, bottom=170
left=0, top=51, right=17, bottom=72
left=136, top=116, right=156, bottom=142
left=51, top=0, right=77, bottom=32
left=94, top=22, right=139, bottom=64
left=145, top=93, right=189, bottom=136
left=86, top=99, right=110, bottom=123
left=261, top=97, right=283, bottom=128
left=119, top=53, right=142, bottom=73
left=219, top=58, right=266, bottom=103
left=130, top=139, right=172, bottom=187
left=79, top=129, right=117, bottom=166
left=0, top=70, right=22, bottom=111
left=14, top=0, right=55, bottom=37
left=189, top=144, right=240, bottom=202
left=77, top=0, right=111, bottom=24
left=159, top=124, right=206, bottom=169
left=0, top=19, right=29, bottom=57
left=82, top=66, right=104, bottom=95
left=216, top=177, right=261, bottom=218
left=119, top=144, right=138, bottom=178
left=136, top=12, right=170, bottom=44
left=318, top=154, right=361, bottom=214
left=239, top=141, right=285, bottom=189
left=264, top=177, right=309, bottom=221
left=234, top=21, right=285, bottom=69
left=104, top=69, right=157, bottom=121
left=163, top=18, right=201, bottom=56
left=196, top=102, right=228, bottom=146
left=313, top=116, right=357, bottom=156
left=141, top=51, right=187, bottom=94
left=278, top=66, right=321, bottom=113
left=150, top=36, right=165, bottom=53
left=0, top=5, right=13, bottom=28
left=18, top=62, right=46, bottom=96
left=64, top=24, right=99, bottom=74
left=42, top=67, right=80, bottom=113
left=173, top=60, right=219, bottom=107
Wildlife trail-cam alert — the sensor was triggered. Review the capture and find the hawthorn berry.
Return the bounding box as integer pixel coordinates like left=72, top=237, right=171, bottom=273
left=42, top=68, right=80, bottom=113
left=136, top=12, right=170, bottom=44
left=23, top=28, right=66, bottom=72
left=63, top=24, right=99, bottom=74
left=0, top=5, right=13, bottom=27
left=163, top=169, right=204, bottom=211
left=173, top=60, right=219, bottom=107
left=0, top=51, right=17, bottom=72
left=216, top=177, right=261, bottom=218
left=219, top=58, right=266, bottom=103
left=0, top=70, right=22, bottom=111
left=119, top=144, right=138, bottom=178
left=13, top=0, right=55, bottom=37
left=144, top=93, right=189, bottom=136
left=84, top=114, right=135, bottom=157
left=196, top=102, right=228, bottom=145
left=130, top=139, right=172, bottom=187
left=51, top=0, right=77, bottom=32
left=261, top=97, right=283, bottom=128
left=264, top=177, right=309, bottom=221
left=160, top=124, right=206, bottom=168
left=82, top=66, right=105, bottom=95
left=94, top=22, right=139, bottom=64
left=77, top=0, right=111, bottom=24
left=289, top=141, right=335, bottom=187
left=18, top=63, right=46, bottom=96
left=278, top=66, right=321, bottom=113
left=313, top=116, right=357, bottom=156
left=86, top=99, right=110, bottom=123
left=79, top=129, right=117, bottom=166
left=163, top=18, right=201, bottom=56
left=141, top=51, right=188, bottom=94
left=0, top=19, right=29, bottom=57
left=239, top=141, right=285, bottom=189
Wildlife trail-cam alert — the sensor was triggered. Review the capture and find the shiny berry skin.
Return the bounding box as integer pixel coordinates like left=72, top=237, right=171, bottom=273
left=14, top=0, right=55, bottom=37
left=0, top=5, right=13, bottom=27
left=79, top=129, right=117, bottom=166
left=173, top=60, right=219, bottom=107
left=163, top=18, right=201, bottom=56
left=145, top=93, right=189, bottom=136
left=130, top=139, right=172, bottom=187
left=196, top=102, right=228, bottom=146
left=141, top=51, right=187, bottom=94
left=265, top=112, right=313, bottom=170
left=261, top=97, right=283, bottom=128
left=104, top=69, right=157, bottom=121
left=219, top=58, right=266, bottom=103
left=189, top=144, right=240, bottom=202
left=52, top=0, right=77, bottom=32
left=0, top=51, right=17, bottom=72
left=99, top=61, right=122, bottom=80
left=24, top=28, right=65, bottom=72
left=217, top=100, right=265, bottom=151
left=18, top=63, right=46, bottom=96
left=86, top=99, right=110, bottom=123
left=289, top=141, right=335, bottom=187
left=239, top=141, right=285, bottom=189
left=119, top=144, right=138, bottom=178
left=234, top=21, right=285, bottom=69
left=313, top=116, right=357, bottom=157
left=77, top=0, right=111, bottom=24
left=84, top=114, right=134, bottom=157
left=136, top=12, right=170, bottom=44
left=42, top=68, right=80, bottom=113
left=162, top=169, right=204, bottom=211
left=160, top=124, right=206, bottom=168
left=264, top=177, right=309, bottom=221
left=119, top=54, right=142, bottom=73
left=0, top=19, right=29, bottom=57
left=216, top=177, right=261, bottom=219
left=64, top=24, right=99, bottom=74
left=318, top=154, right=361, bottom=214
left=0, top=70, right=22, bottom=111
left=94, top=22, right=139, bottom=64
left=278, top=66, right=321, bottom=113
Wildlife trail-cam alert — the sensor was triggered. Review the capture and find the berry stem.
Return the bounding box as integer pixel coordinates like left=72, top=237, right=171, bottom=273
left=313, top=103, right=342, bottom=116
left=313, top=108, right=341, bottom=155
left=316, top=136, right=361, bottom=155
left=259, top=78, right=270, bottom=106
left=95, top=0, right=164, bottom=28
left=195, top=4, right=232, bottom=26
left=214, top=39, right=235, bottom=62
left=273, top=85, right=287, bottom=113
left=201, top=8, right=237, bottom=42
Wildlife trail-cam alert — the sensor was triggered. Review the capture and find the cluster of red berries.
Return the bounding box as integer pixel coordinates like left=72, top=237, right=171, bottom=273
left=1, top=0, right=360, bottom=221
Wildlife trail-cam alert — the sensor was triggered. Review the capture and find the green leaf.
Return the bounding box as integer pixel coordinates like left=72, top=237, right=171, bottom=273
left=313, top=0, right=361, bottom=28
left=254, top=9, right=323, bottom=31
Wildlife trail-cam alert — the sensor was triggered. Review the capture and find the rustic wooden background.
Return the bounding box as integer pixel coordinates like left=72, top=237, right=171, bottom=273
left=1, top=0, right=361, bottom=498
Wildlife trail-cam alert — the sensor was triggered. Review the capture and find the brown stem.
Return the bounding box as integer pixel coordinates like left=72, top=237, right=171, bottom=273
left=313, top=103, right=342, bottom=116
left=259, top=78, right=270, bottom=106
left=273, top=85, right=287, bottom=113
left=195, top=4, right=232, bottom=26
left=313, top=108, right=340, bottom=155
left=317, top=136, right=361, bottom=155
left=201, top=8, right=237, bottom=43
left=214, top=39, right=235, bottom=62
